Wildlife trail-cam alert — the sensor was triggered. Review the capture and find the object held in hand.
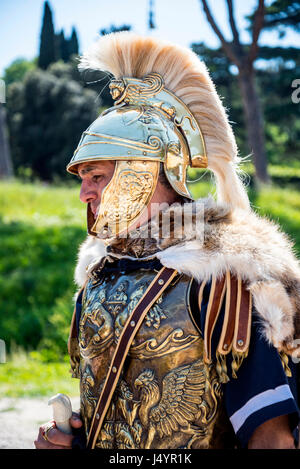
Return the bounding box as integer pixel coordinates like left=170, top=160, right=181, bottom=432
left=48, top=393, right=73, bottom=434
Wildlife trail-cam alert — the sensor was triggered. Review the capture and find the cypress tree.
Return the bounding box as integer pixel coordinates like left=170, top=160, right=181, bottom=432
left=57, top=29, right=70, bottom=62
left=69, top=27, right=79, bottom=57
left=38, top=1, right=56, bottom=69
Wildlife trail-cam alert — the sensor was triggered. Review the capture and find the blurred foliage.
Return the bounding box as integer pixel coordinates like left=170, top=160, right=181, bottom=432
left=249, top=185, right=300, bottom=251
left=0, top=180, right=86, bottom=359
left=38, top=0, right=56, bottom=70
left=38, top=1, right=79, bottom=70
left=2, top=58, right=37, bottom=86
left=247, top=0, right=300, bottom=35
left=100, top=24, right=131, bottom=36
left=191, top=42, right=300, bottom=166
left=6, top=62, right=99, bottom=181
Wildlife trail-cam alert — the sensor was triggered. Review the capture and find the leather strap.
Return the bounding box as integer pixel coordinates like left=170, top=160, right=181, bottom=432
left=87, top=266, right=178, bottom=449
left=68, top=286, right=85, bottom=352
left=68, top=302, right=78, bottom=356
left=232, top=278, right=252, bottom=354
left=217, top=272, right=239, bottom=355
left=203, top=274, right=226, bottom=363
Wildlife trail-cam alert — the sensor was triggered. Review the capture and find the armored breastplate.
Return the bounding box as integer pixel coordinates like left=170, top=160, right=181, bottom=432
left=70, top=264, right=234, bottom=449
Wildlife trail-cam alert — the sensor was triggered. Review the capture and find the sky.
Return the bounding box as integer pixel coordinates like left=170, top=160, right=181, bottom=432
left=0, top=0, right=299, bottom=76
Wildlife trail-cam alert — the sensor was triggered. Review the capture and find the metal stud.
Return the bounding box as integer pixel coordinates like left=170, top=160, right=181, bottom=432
left=223, top=343, right=228, bottom=350
left=237, top=340, right=244, bottom=347
left=112, top=366, right=117, bottom=373
left=96, top=413, right=100, bottom=420
left=130, top=321, right=135, bottom=327
left=158, top=279, right=164, bottom=285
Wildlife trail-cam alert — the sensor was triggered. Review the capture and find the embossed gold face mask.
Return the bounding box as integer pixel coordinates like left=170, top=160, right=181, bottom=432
left=90, top=159, right=159, bottom=238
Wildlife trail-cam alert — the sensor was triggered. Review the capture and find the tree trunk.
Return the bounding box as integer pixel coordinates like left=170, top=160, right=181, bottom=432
left=0, top=104, right=13, bottom=179
left=238, top=68, right=269, bottom=183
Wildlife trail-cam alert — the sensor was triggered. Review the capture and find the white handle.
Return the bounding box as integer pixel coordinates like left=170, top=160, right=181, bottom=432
left=48, top=393, right=73, bottom=434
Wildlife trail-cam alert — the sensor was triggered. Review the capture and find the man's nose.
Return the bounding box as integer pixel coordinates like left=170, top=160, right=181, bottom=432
left=80, top=180, right=98, bottom=204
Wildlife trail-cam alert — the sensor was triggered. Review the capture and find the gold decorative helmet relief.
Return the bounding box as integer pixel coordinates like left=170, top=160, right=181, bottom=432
left=108, top=73, right=207, bottom=171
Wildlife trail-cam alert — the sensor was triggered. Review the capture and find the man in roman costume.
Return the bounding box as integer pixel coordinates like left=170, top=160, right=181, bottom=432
left=35, top=32, right=300, bottom=450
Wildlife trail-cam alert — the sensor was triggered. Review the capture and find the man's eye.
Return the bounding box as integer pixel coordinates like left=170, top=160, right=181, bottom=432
left=92, top=175, right=103, bottom=182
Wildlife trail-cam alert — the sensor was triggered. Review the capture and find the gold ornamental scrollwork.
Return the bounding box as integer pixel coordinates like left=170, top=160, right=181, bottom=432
left=110, top=73, right=164, bottom=106
left=92, top=160, right=159, bottom=237
left=129, top=328, right=201, bottom=360
left=108, top=72, right=208, bottom=170
left=79, top=277, right=171, bottom=359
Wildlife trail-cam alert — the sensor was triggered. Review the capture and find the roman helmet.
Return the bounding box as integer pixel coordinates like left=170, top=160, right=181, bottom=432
left=67, top=32, right=249, bottom=238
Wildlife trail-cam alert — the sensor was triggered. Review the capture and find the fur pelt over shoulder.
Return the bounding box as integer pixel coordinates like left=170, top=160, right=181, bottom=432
left=75, top=197, right=300, bottom=357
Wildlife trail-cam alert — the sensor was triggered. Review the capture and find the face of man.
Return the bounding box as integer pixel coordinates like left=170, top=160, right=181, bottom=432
left=78, top=161, right=116, bottom=218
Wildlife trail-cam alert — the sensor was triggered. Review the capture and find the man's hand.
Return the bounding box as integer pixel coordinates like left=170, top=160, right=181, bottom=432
left=34, top=412, right=83, bottom=449
left=248, top=414, right=296, bottom=449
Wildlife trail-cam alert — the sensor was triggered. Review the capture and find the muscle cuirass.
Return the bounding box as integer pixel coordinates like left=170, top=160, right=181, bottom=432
left=70, top=265, right=236, bottom=449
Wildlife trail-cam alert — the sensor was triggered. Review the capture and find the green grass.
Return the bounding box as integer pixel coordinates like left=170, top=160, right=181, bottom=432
left=0, top=180, right=85, bottom=398
left=0, top=350, right=79, bottom=398
left=0, top=180, right=87, bottom=355
left=0, top=180, right=85, bottom=226
left=249, top=185, right=300, bottom=253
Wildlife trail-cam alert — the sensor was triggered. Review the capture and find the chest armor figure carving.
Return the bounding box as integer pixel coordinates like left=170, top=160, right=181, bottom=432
left=75, top=268, right=232, bottom=449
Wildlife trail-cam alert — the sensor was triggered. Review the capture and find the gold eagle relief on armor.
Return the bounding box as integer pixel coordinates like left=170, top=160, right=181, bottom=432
left=91, top=358, right=222, bottom=449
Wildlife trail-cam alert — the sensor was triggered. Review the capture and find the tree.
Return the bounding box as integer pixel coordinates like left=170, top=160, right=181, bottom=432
left=199, top=0, right=269, bottom=183
left=38, top=2, right=79, bottom=69
left=148, top=0, right=156, bottom=30
left=0, top=104, right=13, bottom=178
left=260, top=0, right=300, bottom=32
left=56, top=27, right=79, bottom=63
left=56, top=29, right=68, bottom=63
left=6, top=65, right=99, bottom=180
left=100, top=24, right=131, bottom=36
left=38, top=1, right=56, bottom=70
left=69, top=27, right=79, bottom=57
left=3, top=58, right=36, bottom=86
left=192, top=42, right=300, bottom=167
left=191, top=42, right=246, bottom=153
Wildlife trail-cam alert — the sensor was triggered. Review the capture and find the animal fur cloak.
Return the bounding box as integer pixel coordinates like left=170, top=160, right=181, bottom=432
left=74, top=197, right=300, bottom=358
